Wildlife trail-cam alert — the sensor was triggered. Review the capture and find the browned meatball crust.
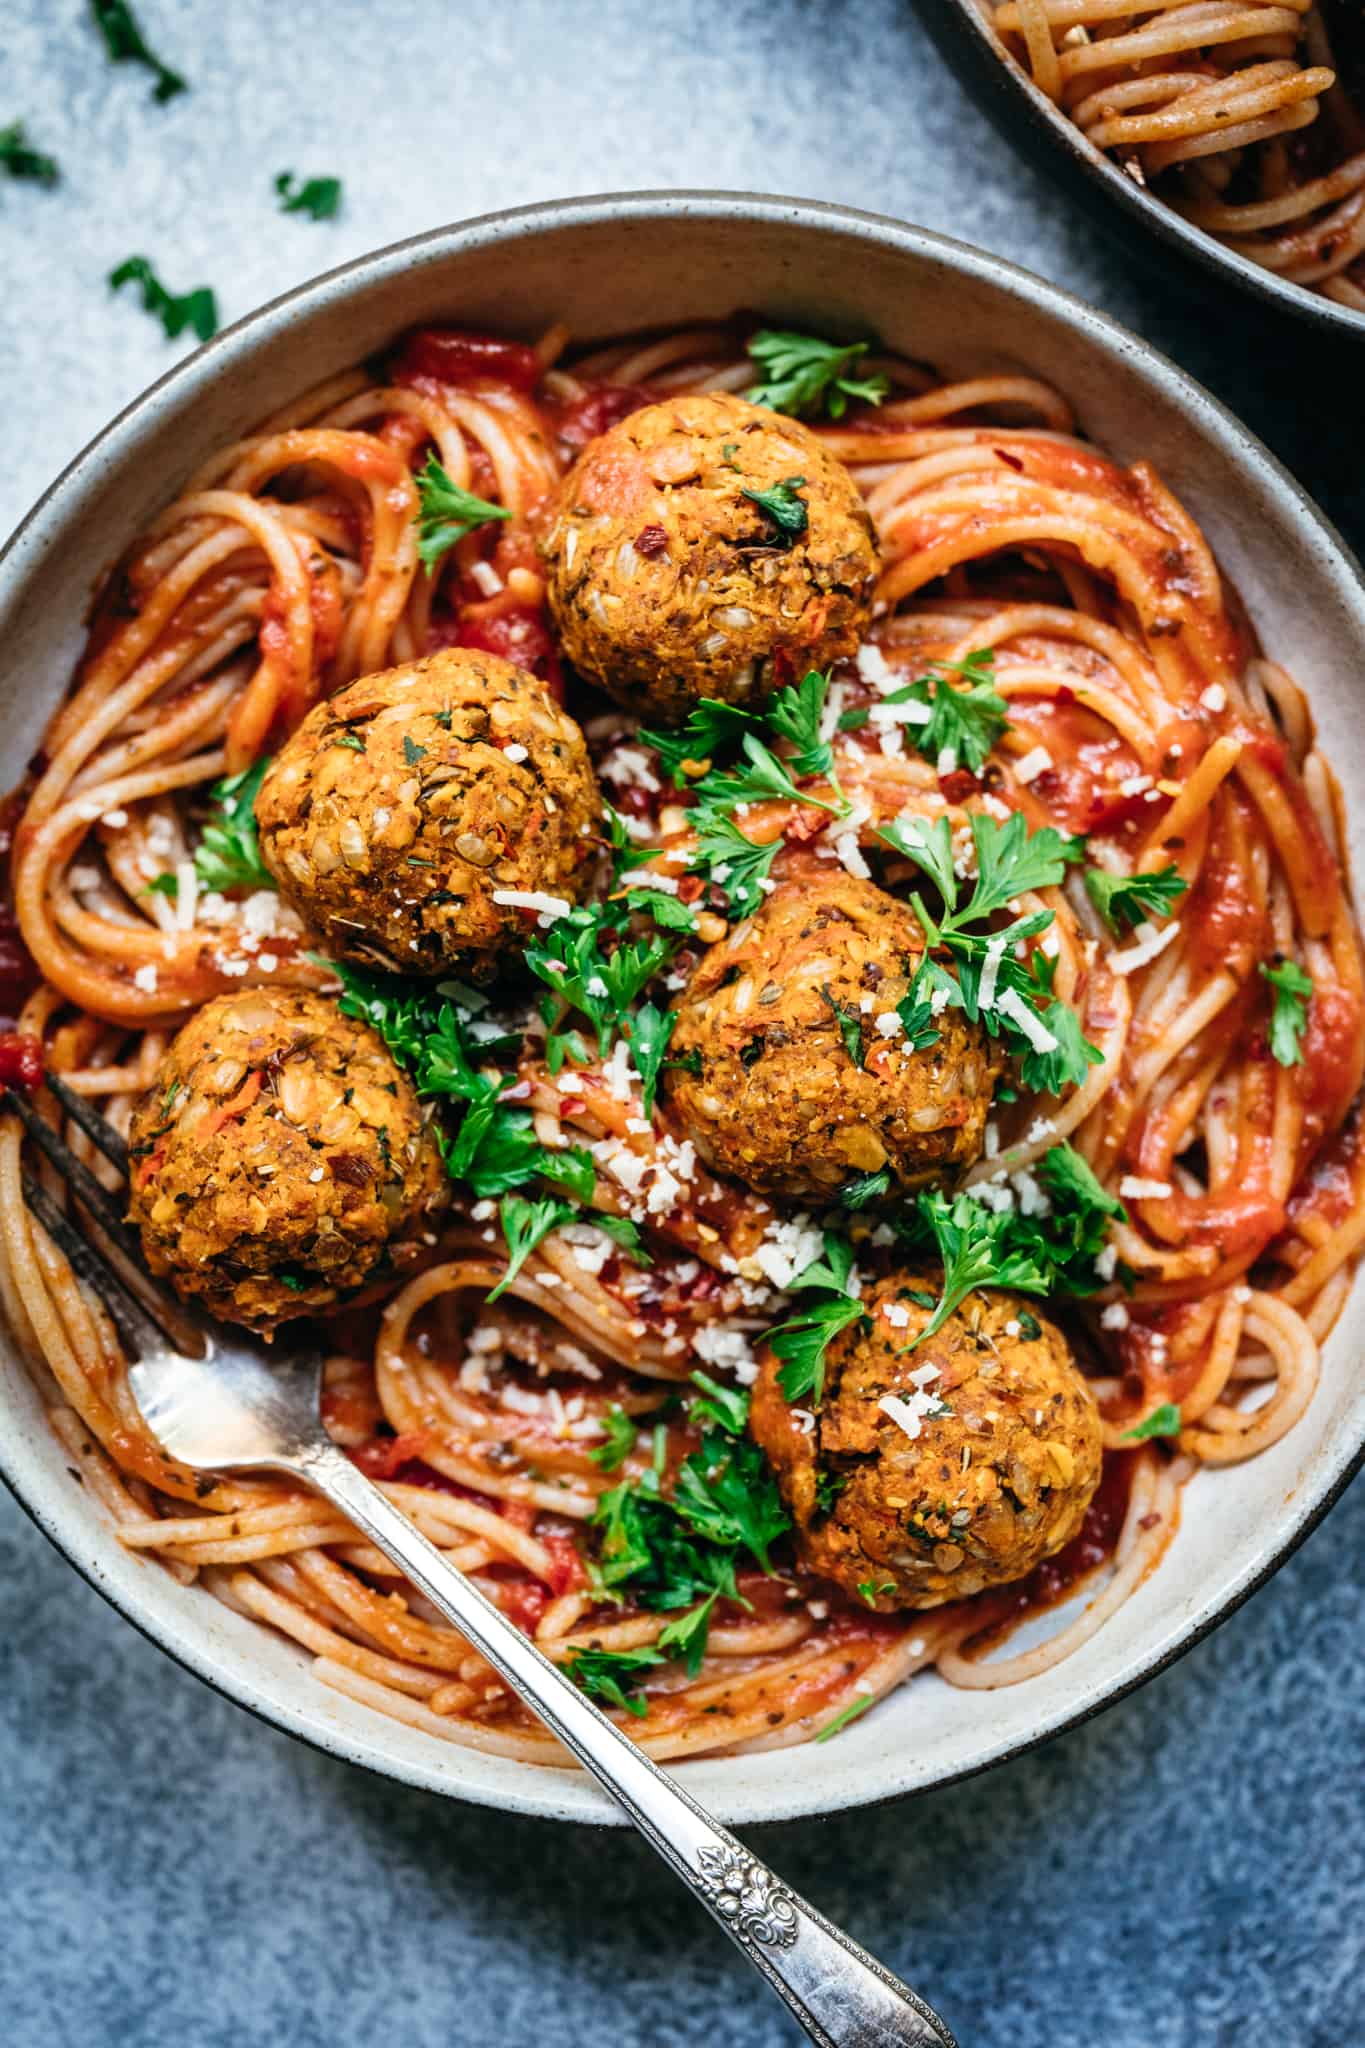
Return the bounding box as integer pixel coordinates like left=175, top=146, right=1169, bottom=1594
left=751, top=1273, right=1103, bottom=1609
left=543, top=393, right=879, bottom=723
left=663, top=873, right=998, bottom=1203
left=255, top=648, right=601, bottom=980
left=128, top=989, right=448, bottom=1331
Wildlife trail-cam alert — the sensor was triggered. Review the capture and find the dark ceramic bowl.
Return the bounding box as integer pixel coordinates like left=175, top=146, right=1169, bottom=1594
left=919, top=0, right=1365, bottom=346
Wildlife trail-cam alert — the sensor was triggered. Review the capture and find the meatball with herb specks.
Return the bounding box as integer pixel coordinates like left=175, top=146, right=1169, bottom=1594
left=543, top=393, right=879, bottom=724
left=255, top=648, right=601, bottom=980
left=750, top=1274, right=1103, bottom=1609
left=663, top=873, right=998, bottom=1204
left=128, top=989, right=448, bottom=1332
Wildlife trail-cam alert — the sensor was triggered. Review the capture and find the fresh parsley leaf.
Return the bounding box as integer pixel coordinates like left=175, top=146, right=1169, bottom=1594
left=856, top=1580, right=896, bottom=1607
left=1035, top=1145, right=1125, bottom=1281
left=275, top=171, right=342, bottom=220
left=1260, top=957, right=1313, bottom=1068
left=911, top=1190, right=1054, bottom=1346
left=195, top=757, right=273, bottom=891
left=143, top=872, right=179, bottom=901
left=109, top=256, right=217, bottom=342
left=464, top=1115, right=596, bottom=1203
left=327, top=961, right=594, bottom=1204
left=630, top=999, right=679, bottom=1114
left=593, top=1213, right=652, bottom=1266
left=1123, top=1402, right=1182, bottom=1442
left=564, top=1644, right=662, bottom=1716
left=687, top=812, right=780, bottom=919
left=414, top=452, right=511, bottom=570
left=589, top=1406, right=638, bottom=1472
left=640, top=700, right=755, bottom=785
left=623, top=885, right=696, bottom=933
left=746, top=328, right=890, bottom=421
left=877, top=814, right=959, bottom=911
left=1085, top=863, right=1188, bottom=932
left=689, top=1371, right=749, bottom=1435
left=656, top=1593, right=720, bottom=1677
left=790, top=1231, right=859, bottom=1298
left=91, top=0, right=187, bottom=102
left=691, top=731, right=841, bottom=816
left=1018, top=995, right=1105, bottom=1098
left=527, top=906, right=677, bottom=1054
left=838, top=1169, right=892, bottom=1210
left=899, top=652, right=1009, bottom=774
left=672, top=1429, right=790, bottom=1571
left=488, top=1194, right=576, bottom=1301
left=819, top=985, right=865, bottom=1068
left=0, top=123, right=59, bottom=186
left=767, top=669, right=835, bottom=778
left=963, top=810, right=1079, bottom=923
left=770, top=1296, right=865, bottom=1404
left=813, top=1693, right=875, bottom=1742
left=741, top=475, right=808, bottom=546
left=894, top=963, right=945, bottom=1054
left=602, top=801, right=653, bottom=874
left=904, top=1143, right=1124, bottom=1341
left=590, top=1476, right=745, bottom=1617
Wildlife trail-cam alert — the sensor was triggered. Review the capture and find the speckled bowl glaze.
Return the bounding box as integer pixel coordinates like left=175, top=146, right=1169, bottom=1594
left=920, top=0, right=1365, bottom=346
left=1, top=193, right=1363, bottom=1826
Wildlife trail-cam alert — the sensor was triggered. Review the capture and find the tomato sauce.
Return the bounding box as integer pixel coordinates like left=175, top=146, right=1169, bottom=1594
left=389, top=327, right=541, bottom=394
left=430, top=602, right=565, bottom=702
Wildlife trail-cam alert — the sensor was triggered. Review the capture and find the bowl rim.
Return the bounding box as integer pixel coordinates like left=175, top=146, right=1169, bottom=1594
left=923, top=0, right=1365, bottom=342
left=2, top=187, right=1363, bottom=1827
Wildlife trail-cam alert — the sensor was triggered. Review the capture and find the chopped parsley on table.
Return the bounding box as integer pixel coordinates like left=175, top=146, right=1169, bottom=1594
left=275, top=171, right=343, bottom=220
left=0, top=123, right=59, bottom=186
left=91, top=0, right=187, bottom=103
left=745, top=328, right=890, bottom=421
left=109, top=256, right=218, bottom=343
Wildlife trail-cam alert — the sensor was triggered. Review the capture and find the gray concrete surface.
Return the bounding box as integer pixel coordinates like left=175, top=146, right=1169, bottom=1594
left=2, top=5, right=1362, bottom=2045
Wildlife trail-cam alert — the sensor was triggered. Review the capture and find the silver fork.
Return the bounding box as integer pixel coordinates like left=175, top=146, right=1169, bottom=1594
left=12, top=1078, right=957, bottom=2048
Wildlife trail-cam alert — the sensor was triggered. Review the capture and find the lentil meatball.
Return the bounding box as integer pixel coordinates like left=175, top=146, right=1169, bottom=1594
left=255, top=648, right=601, bottom=980
left=751, top=1274, right=1103, bottom=1609
left=128, top=989, right=448, bottom=1331
left=663, top=874, right=998, bottom=1203
left=543, top=393, right=879, bottom=723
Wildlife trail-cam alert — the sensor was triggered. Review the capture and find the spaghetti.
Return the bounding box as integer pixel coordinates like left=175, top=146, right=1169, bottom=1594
left=1, top=316, right=1361, bottom=1766
left=988, top=1, right=1365, bottom=310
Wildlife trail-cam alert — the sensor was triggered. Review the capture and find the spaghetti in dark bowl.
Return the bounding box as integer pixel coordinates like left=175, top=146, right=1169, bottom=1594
left=927, top=1, right=1365, bottom=336
left=1, top=198, right=1363, bottom=1822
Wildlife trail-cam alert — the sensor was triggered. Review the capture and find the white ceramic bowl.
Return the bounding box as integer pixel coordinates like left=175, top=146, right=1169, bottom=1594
left=2, top=193, right=1362, bottom=1826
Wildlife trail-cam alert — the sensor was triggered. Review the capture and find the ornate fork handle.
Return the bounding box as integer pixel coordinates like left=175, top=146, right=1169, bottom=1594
left=301, top=1440, right=956, bottom=2048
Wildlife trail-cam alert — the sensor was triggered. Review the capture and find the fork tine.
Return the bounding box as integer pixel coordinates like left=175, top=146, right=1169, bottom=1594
left=20, top=1171, right=171, bottom=1359
left=3, top=1086, right=143, bottom=1261
left=44, top=1073, right=130, bottom=1175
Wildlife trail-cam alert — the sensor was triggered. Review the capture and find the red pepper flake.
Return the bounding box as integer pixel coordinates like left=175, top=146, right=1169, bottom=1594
left=634, top=524, right=668, bottom=558
left=994, top=446, right=1025, bottom=472
left=0, top=1032, right=45, bottom=1092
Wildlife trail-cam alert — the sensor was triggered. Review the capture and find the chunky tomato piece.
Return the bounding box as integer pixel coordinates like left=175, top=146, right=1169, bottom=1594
left=390, top=327, right=541, bottom=393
